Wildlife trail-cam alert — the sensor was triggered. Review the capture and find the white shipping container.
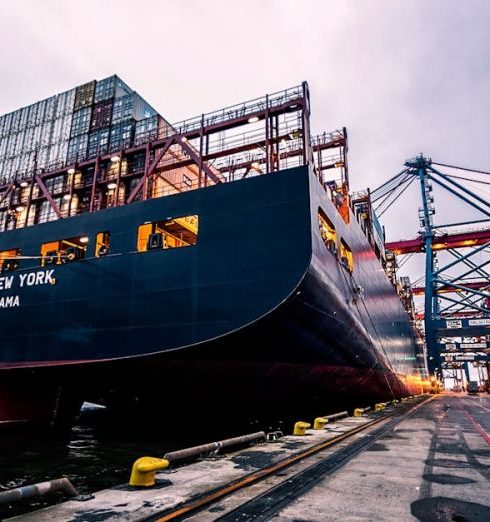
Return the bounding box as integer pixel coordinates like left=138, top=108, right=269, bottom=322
left=4, top=115, right=12, bottom=137
left=23, top=126, right=35, bottom=152
left=11, top=110, right=21, bottom=133
left=0, top=115, right=11, bottom=138
left=49, top=140, right=69, bottom=168
left=0, top=136, right=7, bottom=159
left=58, top=140, right=68, bottom=165
left=19, top=106, right=29, bottom=129
left=52, top=113, right=73, bottom=143
left=3, top=113, right=13, bottom=137
left=6, top=133, right=18, bottom=158
left=55, top=89, right=75, bottom=118
left=37, top=146, right=50, bottom=170
left=2, top=159, right=11, bottom=181
left=32, top=124, right=42, bottom=148
left=7, top=158, right=15, bottom=179
left=40, top=121, right=53, bottom=147
left=51, top=118, right=62, bottom=141
left=12, top=154, right=22, bottom=175
left=14, top=130, right=25, bottom=156
left=44, top=96, right=56, bottom=122
left=1, top=159, right=8, bottom=180
left=48, top=142, right=59, bottom=165
left=62, top=114, right=73, bottom=140
left=27, top=103, right=38, bottom=126
left=35, top=99, right=46, bottom=126
left=26, top=150, right=36, bottom=173
left=18, top=151, right=35, bottom=176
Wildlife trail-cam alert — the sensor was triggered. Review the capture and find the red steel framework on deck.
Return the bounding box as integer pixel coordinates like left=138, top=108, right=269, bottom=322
left=0, top=82, right=348, bottom=232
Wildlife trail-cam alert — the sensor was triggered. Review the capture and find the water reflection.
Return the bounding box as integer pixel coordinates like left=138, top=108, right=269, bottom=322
left=0, top=402, right=286, bottom=519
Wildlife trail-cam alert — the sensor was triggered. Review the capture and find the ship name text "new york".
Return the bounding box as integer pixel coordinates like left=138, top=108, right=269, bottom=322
left=0, top=269, right=55, bottom=308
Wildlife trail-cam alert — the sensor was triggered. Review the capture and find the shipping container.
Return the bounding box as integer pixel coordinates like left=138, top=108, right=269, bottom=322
left=74, top=81, right=96, bottom=111
left=20, top=108, right=28, bottom=130
left=55, top=89, right=76, bottom=118
left=34, top=99, right=46, bottom=126
left=0, top=75, right=166, bottom=183
left=109, top=120, right=135, bottom=151
left=94, top=75, right=132, bottom=104
left=13, top=130, right=25, bottom=156
left=135, top=115, right=170, bottom=144
left=26, top=103, right=39, bottom=127
left=52, top=113, right=73, bottom=143
left=91, top=100, right=113, bottom=131
left=11, top=110, right=22, bottom=133
left=37, top=146, right=51, bottom=170
left=112, top=92, right=157, bottom=125
left=48, top=140, right=69, bottom=169
left=6, top=133, right=18, bottom=158
left=88, top=128, right=110, bottom=157
left=1, top=113, right=13, bottom=138
left=67, top=134, right=88, bottom=164
left=70, top=107, right=92, bottom=137
left=0, top=136, right=7, bottom=159
left=40, top=121, right=53, bottom=147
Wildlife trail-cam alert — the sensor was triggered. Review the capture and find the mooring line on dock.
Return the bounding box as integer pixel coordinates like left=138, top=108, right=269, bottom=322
left=148, top=396, right=434, bottom=522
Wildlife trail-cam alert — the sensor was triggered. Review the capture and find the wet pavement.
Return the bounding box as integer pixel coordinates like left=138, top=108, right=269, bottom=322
left=274, top=393, right=490, bottom=521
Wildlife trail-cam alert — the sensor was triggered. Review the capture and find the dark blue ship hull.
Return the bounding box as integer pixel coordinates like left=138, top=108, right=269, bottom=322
left=0, top=166, right=424, bottom=425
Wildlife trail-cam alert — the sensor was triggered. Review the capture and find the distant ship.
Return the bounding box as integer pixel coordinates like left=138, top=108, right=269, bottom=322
left=0, top=77, right=426, bottom=426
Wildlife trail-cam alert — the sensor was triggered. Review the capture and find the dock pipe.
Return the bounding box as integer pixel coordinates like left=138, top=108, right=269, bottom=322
left=324, top=411, right=348, bottom=422
left=353, top=406, right=372, bottom=417
left=0, top=478, right=78, bottom=505
left=163, top=431, right=266, bottom=463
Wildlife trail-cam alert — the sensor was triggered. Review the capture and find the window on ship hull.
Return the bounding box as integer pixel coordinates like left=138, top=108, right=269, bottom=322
left=318, top=208, right=337, bottom=255
left=137, top=215, right=199, bottom=252
left=40, top=236, right=89, bottom=266
left=95, top=231, right=111, bottom=257
left=0, top=249, right=21, bottom=272
left=340, top=239, right=354, bottom=272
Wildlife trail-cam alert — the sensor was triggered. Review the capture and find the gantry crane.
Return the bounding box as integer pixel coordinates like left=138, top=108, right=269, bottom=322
left=373, top=155, right=490, bottom=386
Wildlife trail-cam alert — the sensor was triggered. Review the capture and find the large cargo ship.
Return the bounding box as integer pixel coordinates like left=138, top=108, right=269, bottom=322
left=0, top=78, right=426, bottom=426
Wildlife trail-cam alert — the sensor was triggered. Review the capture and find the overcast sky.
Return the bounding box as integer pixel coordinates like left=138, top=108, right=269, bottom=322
left=1, top=0, right=489, bottom=289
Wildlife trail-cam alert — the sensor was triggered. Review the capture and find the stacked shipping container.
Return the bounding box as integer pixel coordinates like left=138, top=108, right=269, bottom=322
left=0, top=75, right=163, bottom=184
left=0, top=74, right=216, bottom=233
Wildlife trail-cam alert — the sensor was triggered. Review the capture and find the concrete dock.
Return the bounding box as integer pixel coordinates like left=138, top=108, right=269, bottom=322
left=8, top=394, right=490, bottom=521
left=261, top=394, right=490, bottom=522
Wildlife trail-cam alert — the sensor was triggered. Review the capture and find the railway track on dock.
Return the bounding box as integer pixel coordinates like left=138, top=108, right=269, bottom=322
left=148, top=396, right=434, bottom=522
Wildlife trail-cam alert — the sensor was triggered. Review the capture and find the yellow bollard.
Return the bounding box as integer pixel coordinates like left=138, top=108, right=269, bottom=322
left=129, top=457, right=170, bottom=487
left=293, top=421, right=311, bottom=435
left=313, top=417, right=328, bottom=430
left=353, top=408, right=364, bottom=417
left=391, top=399, right=399, bottom=405
left=374, top=403, right=385, bottom=412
